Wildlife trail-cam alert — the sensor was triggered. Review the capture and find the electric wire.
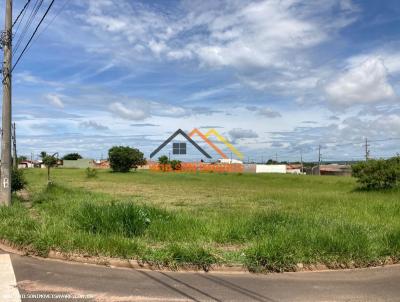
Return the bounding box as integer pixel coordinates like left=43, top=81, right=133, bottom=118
left=13, top=0, right=43, bottom=55
left=12, top=0, right=32, bottom=38
left=12, top=0, right=56, bottom=71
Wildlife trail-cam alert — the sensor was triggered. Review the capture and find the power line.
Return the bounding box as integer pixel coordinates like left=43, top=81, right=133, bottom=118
left=13, top=0, right=43, bottom=55
left=25, top=0, right=69, bottom=54
left=12, top=0, right=31, bottom=39
left=12, top=0, right=56, bottom=72
left=12, top=0, right=32, bottom=28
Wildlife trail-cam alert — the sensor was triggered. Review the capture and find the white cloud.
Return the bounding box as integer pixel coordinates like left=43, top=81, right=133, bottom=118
left=228, top=128, right=258, bottom=143
left=109, top=102, right=150, bottom=120
left=71, top=0, right=357, bottom=71
left=79, top=120, right=109, bottom=130
left=325, top=58, right=396, bottom=106
left=46, top=93, right=65, bottom=108
left=247, top=106, right=282, bottom=118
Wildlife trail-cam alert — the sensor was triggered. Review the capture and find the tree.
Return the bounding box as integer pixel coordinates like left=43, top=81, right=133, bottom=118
left=352, top=156, right=400, bottom=190
left=43, top=155, right=58, bottom=184
left=40, top=151, right=47, bottom=159
left=108, top=146, right=146, bottom=173
left=62, top=153, right=82, bottom=160
left=170, top=159, right=182, bottom=171
left=17, top=155, right=27, bottom=164
left=158, top=155, right=169, bottom=172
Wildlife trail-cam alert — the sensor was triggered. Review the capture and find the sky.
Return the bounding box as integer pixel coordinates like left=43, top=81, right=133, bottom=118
left=1, top=0, right=400, bottom=162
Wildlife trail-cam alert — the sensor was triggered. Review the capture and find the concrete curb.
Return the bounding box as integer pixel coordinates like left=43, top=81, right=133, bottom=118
left=0, top=241, right=248, bottom=274
left=1, top=240, right=399, bottom=275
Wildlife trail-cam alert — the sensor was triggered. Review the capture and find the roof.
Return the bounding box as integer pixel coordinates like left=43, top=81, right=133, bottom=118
left=150, top=129, right=212, bottom=159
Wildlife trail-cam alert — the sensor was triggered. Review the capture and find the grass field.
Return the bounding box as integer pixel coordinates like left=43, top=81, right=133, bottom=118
left=1, top=168, right=400, bottom=272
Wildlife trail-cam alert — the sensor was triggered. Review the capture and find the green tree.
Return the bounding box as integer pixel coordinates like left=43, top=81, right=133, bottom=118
left=17, top=155, right=28, bottom=164
left=62, top=153, right=82, bottom=160
left=43, top=155, right=58, bottom=184
left=108, top=146, right=146, bottom=173
left=170, top=159, right=182, bottom=171
left=40, top=151, right=47, bottom=159
left=352, top=156, right=400, bottom=190
left=158, top=155, right=169, bottom=172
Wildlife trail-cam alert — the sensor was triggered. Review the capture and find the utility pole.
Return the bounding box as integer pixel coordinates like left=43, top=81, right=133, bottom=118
left=364, top=138, right=370, bottom=161
left=275, top=152, right=278, bottom=163
left=318, top=145, right=321, bottom=176
left=12, top=122, right=17, bottom=169
left=1, top=0, right=12, bottom=206
left=300, top=150, right=303, bottom=174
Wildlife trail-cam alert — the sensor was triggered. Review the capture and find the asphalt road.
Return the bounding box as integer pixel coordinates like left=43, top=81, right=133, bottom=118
left=2, top=251, right=400, bottom=302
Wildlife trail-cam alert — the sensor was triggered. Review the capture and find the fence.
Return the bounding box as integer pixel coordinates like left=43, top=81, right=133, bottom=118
left=149, top=162, right=244, bottom=173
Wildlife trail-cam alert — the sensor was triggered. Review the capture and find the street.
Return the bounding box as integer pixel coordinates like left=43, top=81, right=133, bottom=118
left=1, top=250, right=400, bottom=301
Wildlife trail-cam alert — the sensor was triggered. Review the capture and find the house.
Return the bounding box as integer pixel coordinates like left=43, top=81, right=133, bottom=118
left=312, top=164, right=352, bottom=176
left=18, top=160, right=35, bottom=169
left=150, top=129, right=212, bottom=162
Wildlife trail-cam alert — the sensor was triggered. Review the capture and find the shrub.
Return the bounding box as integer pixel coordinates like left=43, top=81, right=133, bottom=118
left=108, top=146, right=146, bottom=173
left=11, top=169, right=27, bottom=192
left=352, top=156, right=400, bottom=190
left=170, top=160, right=182, bottom=171
left=158, top=155, right=169, bottom=172
left=62, top=153, right=82, bottom=160
left=85, top=167, right=97, bottom=178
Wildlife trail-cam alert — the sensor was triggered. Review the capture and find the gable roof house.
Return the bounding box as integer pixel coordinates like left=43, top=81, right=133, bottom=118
left=150, top=129, right=212, bottom=161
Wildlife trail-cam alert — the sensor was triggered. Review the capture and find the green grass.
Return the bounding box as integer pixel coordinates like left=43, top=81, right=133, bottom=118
left=1, top=168, right=400, bottom=272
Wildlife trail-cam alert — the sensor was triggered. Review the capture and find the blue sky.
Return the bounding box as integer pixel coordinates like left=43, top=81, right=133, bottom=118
left=2, top=0, right=400, bottom=162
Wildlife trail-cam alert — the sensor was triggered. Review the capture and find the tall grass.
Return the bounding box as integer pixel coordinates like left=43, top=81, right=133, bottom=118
left=0, top=169, right=399, bottom=271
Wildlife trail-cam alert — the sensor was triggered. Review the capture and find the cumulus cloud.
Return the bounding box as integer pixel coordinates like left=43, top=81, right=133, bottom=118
left=46, top=93, right=65, bottom=108
left=79, top=120, right=109, bottom=130
left=325, top=58, right=396, bottom=106
left=228, top=128, right=258, bottom=143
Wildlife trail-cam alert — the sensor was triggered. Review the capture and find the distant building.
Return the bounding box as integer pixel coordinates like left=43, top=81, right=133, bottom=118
left=62, top=159, right=94, bottom=169
left=150, top=129, right=212, bottom=162
left=312, top=164, right=352, bottom=176
left=18, top=160, right=35, bottom=169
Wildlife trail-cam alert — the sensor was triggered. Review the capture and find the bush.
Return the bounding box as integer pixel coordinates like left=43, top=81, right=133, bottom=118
left=85, top=167, right=97, bottom=178
left=158, top=155, right=169, bottom=172
left=170, top=160, right=181, bottom=171
left=108, top=146, right=146, bottom=173
left=11, top=169, right=27, bottom=192
left=352, top=156, right=400, bottom=190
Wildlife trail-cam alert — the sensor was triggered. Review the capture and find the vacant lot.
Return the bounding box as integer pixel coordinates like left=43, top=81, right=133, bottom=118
left=1, top=168, right=399, bottom=272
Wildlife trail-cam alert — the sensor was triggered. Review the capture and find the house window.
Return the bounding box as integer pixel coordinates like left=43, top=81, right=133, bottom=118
left=173, top=143, right=186, bottom=155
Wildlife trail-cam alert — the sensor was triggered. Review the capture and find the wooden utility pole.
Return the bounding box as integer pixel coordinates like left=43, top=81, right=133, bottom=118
left=300, top=150, right=303, bottom=174
left=318, top=145, right=321, bottom=176
left=12, top=122, right=17, bottom=169
left=365, top=138, right=370, bottom=161
left=1, top=0, right=12, bottom=206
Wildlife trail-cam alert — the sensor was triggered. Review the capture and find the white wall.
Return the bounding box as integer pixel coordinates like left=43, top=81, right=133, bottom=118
left=256, top=164, right=287, bottom=173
